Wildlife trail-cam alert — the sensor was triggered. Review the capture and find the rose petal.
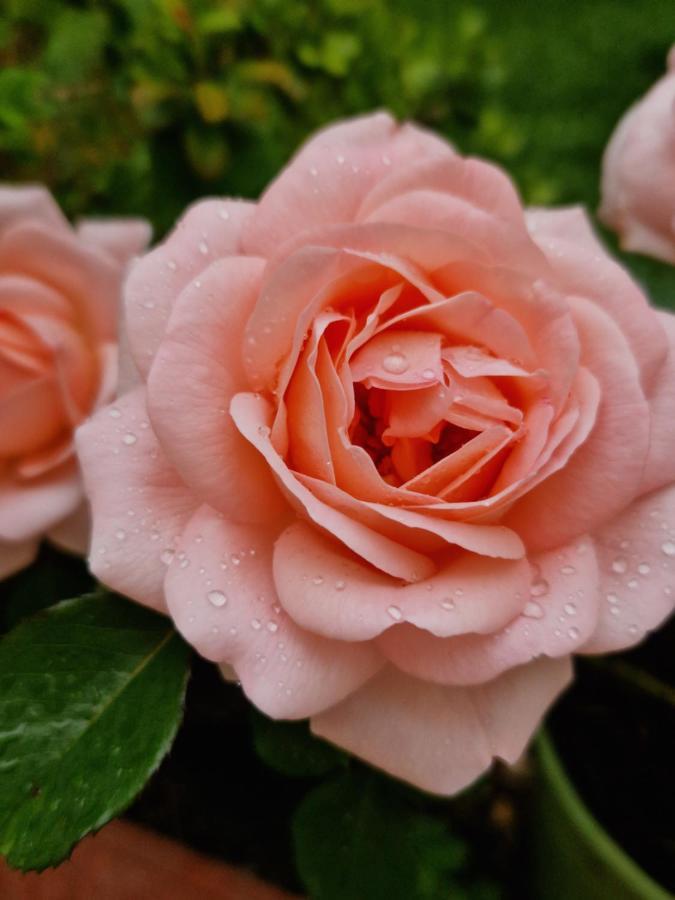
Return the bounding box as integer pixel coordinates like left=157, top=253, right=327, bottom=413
left=582, top=485, right=675, bottom=652
left=641, top=311, right=675, bottom=495
left=147, top=256, right=285, bottom=523
left=125, top=199, right=256, bottom=377
left=378, top=536, right=600, bottom=685
left=311, top=658, right=572, bottom=795
left=243, top=112, right=454, bottom=257
left=76, top=218, right=152, bottom=264
left=164, top=504, right=383, bottom=718
left=75, top=387, right=197, bottom=610
left=273, top=520, right=531, bottom=640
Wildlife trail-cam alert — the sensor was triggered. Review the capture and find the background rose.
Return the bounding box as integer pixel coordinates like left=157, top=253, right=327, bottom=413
left=78, top=114, right=675, bottom=795
left=0, top=187, right=149, bottom=579
left=600, top=46, right=675, bottom=264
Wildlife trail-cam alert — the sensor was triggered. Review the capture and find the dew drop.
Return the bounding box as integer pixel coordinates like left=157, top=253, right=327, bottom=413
left=661, top=541, right=675, bottom=557
left=563, top=602, right=577, bottom=616
left=387, top=605, right=403, bottom=621
left=167, top=259, right=177, bottom=271
left=335, top=580, right=346, bottom=591
left=560, top=565, right=576, bottom=576
left=606, top=592, right=619, bottom=605
left=160, top=549, right=174, bottom=565
left=207, top=590, right=227, bottom=608
left=198, top=240, right=209, bottom=255
left=108, top=407, right=121, bottom=419
left=440, top=598, right=455, bottom=611
left=312, top=575, right=324, bottom=585
left=266, top=621, right=279, bottom=633
left=115, top=529, right=126, bottom=541
left=530, top=579, right=549, bottom=598
left=637, top=563, right=651, bottom=576
left=611, top=557, right=628, bottom=574
left=122, top=432, right=137, bottom=446
left=251, top=618, right=262, bottom=630
left=421, top=368, right=436, bottom=381
left=382, top=352, right=409, bottom=375
left=568, top=626, right=580, bottom=640
left=627, top=578, right=639, bottom=590
left=523, top=600, right=544, bottom=619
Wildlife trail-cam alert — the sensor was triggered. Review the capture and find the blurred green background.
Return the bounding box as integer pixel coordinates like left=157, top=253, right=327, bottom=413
left=2, top=0, right=674, bottom=241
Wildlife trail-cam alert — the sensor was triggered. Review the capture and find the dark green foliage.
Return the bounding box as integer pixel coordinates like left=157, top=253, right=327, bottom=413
left=0, top=593, right=190, bottom=870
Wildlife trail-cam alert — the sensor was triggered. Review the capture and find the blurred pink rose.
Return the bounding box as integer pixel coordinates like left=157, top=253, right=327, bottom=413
left=78, top=114, right=675, bottom=794
left=600, top=47, right=675, bottom=263
left=0, top=186, right=150, bottom=579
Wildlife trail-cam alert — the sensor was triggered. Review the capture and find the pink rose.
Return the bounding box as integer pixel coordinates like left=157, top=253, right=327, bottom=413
left=600, top=47, right=675, bottom=263
left=0, top=186, right=150, bottom=579
left=77, top=114, right=675, bottom=794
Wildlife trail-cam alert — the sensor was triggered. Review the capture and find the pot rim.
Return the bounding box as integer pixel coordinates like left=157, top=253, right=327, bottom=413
left=536, top=729, right=674, bottom=900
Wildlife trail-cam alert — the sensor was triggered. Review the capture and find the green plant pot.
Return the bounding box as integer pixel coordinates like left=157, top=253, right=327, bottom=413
left=532, top=730, right=673, bottom=900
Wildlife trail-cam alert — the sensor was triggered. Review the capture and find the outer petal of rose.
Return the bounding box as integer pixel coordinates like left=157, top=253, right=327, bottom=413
left=527, top=206, right=667, bottom=390
left=379, top=537, right=600, bottom=685
left=77, top=218, right=152, bottom=265
left=48, top=501, right=90, bottom=555
left=230, top=392, right=436, bottom=581
left=75, top=387, right=197, bottom=610
left=274, top=520, right=531, bottom=641
left=0, top=186, right=69, bottom=236
left=147, top=257, right=285, bottom=523
left=0, top=538, right=38, bottom=580
left=125, top=199, right=256, bottom=377
left=582, top=486, right=675, bottom=653
left=311, top=657, right=572, bottom=795
left=243, top=112, right=453, bottom=257
left=0, top=462, right=81, bottom=543
left=506, top=296, right=649, bottom=551
left=641, top=311, right=675, bottom=495
left=359, top=155, right=528, bottom=227
left=0, top=221, right=122, bottom=342
left=164, top=504, right=383, bottom=719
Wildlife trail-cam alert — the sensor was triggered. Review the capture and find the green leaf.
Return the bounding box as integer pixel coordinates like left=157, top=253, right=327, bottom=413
left=0, top=592, right=190, bottom=871
left=250, top=709, right=347, bottom=778
left=293, top=769, right=470, bottom=900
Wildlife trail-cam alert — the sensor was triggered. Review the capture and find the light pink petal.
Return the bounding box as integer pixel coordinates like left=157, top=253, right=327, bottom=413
left=0, top=538, right=38, bottom=580
left=230, top=391, right=436, bottom=581
left=125, top=199, right=256, bottom=378
left=506, top=296, right=649, bottom=551
left=0, top=185, right=69, bottom=237
left=0, top=273, right=72, bottom=320
left=350, top=330, right=443, bottom=389
left=48, top=501, right=90, bottom=555
left=301, top=473, right=525, bottom=559
left=379, top=536, right=600, bottom=685
left=146, top=256, right=285, bottom=524
left=0, top=462, right=81, bottom=543
left=77, top=218, right=152, bottom=264
left=582, top=485, right=675, bottom=653
left=527, top=205, right=668, bottom=390
left=358, top=155, right=527, bottom=225
left=0, top=221, right=122, bottom=342
left=311, top=657, right=572, bottom=795
left=75, top=387, right=197, bottom=611
left=243, top=112, right=453, bottom=257
left=164, top=504, right=383, bottom=718
left=641, top=311, right=675, bottom=495
left=274, top=520, right=531, bottom=641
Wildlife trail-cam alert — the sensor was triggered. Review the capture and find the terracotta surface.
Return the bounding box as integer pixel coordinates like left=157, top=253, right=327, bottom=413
left=0, top=819, right=302, bottom=899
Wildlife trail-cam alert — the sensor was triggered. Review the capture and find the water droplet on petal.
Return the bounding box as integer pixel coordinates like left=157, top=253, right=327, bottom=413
left=606, top=592, right=619, bottom=605
left=115, top=529, right=126, bottom=541
left=160, top=549, right=174, bottom=565
left=637, top=563, right=650, bottom=575
left=387, top=605, right=403, bottom=621
left=563, top=602, right=577, bottom=616
left=611, top=557, right=628, bottom=574
left=335, top=580, right=346, bottom=591
left=421, top=368, right=436, bottom=381
left=251, top=618, right=262, bottom=630
left=312, top=575, right=324, bottom=585
left=266, top=621, right=278, bottom=633
left=523, top=600, right=544, bottom=619
left=109, top=407, right=121, bottom=419
left=207, top=590, right=227, bottom=608
left=661, top=541, right=675, bottom=557
left=382, top=352, right=409, bottom=375
left=560, top=565, right=576, bottom=576
left=198, top=240, right=209, bottom=255
left=568, top=626, right=580, bottom=640
left=531, top=579, right=549, bottom=598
